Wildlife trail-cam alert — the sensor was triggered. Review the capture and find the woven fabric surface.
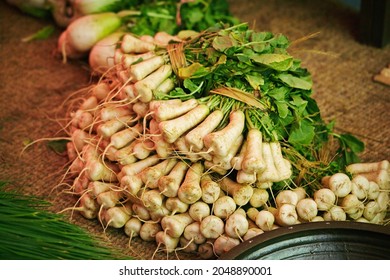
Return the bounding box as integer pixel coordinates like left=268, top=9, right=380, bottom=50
left=0, top=0, right=389, bottom=260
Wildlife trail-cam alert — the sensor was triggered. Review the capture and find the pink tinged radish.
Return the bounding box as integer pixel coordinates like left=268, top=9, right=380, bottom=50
left=363, top=201, right=380, bottom=221
left=139, top=222, right=162, bottom=242
left=243, top=228, right=264, bottom=241
left=255, top=181, right=273, bottom=189
left=72, top=174, right=90, bottom=194
left=184, top=222, right=207, bottom=245
left=65, top=12, right=122, bottom=53
left=165, top=197, right=189, bottom=214
left=132, top=203, right=151, bottom=221
left=134, top=140, right=155, bottom=160
left=101, top=205, right=131, bottom=228
left=275, top=190, right=299, bottom=208
left=153, top=77, right=175, bottom=97
left=161, top=213, right=193, bottom=238
left=158, top=161, right=189, bottom=197
left=198, top=242, right=216, bottom=259
left=153, top=99, right=198, bottom=122
left=124, top=217, right=142, bottom=238
left=114, top=140, right=138, bottom=165
left=132, top=102, right=150, bottom=118
left=292, top=187, right=307, bottom=201
left=149, top=205, right=171, bottom=222
left=360, top=170, right=390, bottom=190
left=328, top=173, right=352, bottom=198
left=114, top=48, right=124, bottom=67
left=236, top=170, right=257, bottom=184
left=66, top=193, right=99, bottom=220
left=120, top=174, right=143, bottom=195
left=67, top=142, right=78, bottom=162
left=180, top=236, right=198, bottom=253
left=346, top=160, right=389, bottom=175
left=155, top=231, right=180, bottom=253
left=213, top=195, right=236, bottom=219
left=369, top=211, right=387, bottom=225
left=255, top=210, right=275, bottom=231
left=219, top=177, right=253, bottom=207
left=89, top=31, right=124, bottom=74
left=188, top=201, right=210, bottom=222
left=323, top=205, right=347, bottom=221
left=177, top=162, right=204, bottom=204
left=200, top=215, right=225, bottom=239
left=213, top=134, right=244, bottom=170
left=159, top=104, right=210, bottom=144
left=246, top=207, right=259, bottom=222
left=376, top=192, right=390, bottom=212
left=351, top=175, right=370, bottom=200
left=241, top=128, right=265, bottom=174
left=313, top=188, right=336, bottom=211
left=92, top=82, right=111, bottom=101
left=85, top=159, right=118, bottom=182
left=249, top=188, right=269, bottom=208
left=134, top=65, right=173, bottom=103
left=340, top=194, right=364, bottom=220
left=140, top=158, right=177, bottom=188
left=71, top=128, right=91, bottom=152
left=121, top=34, right=156, bottom=54
left=57, top=30, right=85, bottom=60
left=71, top=109, right=94, bottom=130
left=367, top=181, right=380, bottom=200
left=121, top=155, right=160, bottom=176
left=97, top=115, right=137, bottom=138
left=204, top=161, right=228, bottom=175
left=87, top=181, right=116, bottom=199
left=141, top=189, right=164, bottom=211
left=149, top=119, right=173, bottom=158
left=80, top=95, right=99, bottom=111
left=154, top=31, right=181, bottom=46
left=184, top=110, right=224, bottom=152
left=270, top=142, right=292, bottom=181
left=69, top=157, right=85, bottom=176
left=128, top=55, right=165, bottom=82
left=174, top=136, right=202, bottom=162
left=311, top=216, right=325, bottom=222
left=96, top=190, right=124, bottom=209
left=356, top=217, right=370, bottom=223
left=203, top=110, right=245, bottom=157
left=100, top=106, right=132, bottom=122
left=296, top=198, right=318, bottom=221
left=275, top=203, right=298, bottom=226
left=200, top=174, right=221, bottom=204
left=256, top=142, right=279, bottom=183
left=121, top=52, right=155, bottom=69
left=213, top=235, right=240, bottom=256
left=109, top=122, right=143, bottom=149
left=224, top=212, right=249, bottom=239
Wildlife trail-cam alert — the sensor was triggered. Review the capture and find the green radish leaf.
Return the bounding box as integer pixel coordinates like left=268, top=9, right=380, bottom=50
left=268, top=87, right=289, bottom=101
left=288, top=119, right=315, bottom=145
left=47, top=139, right=69, bottom=154
left=338, top=133, right=365, bottom=154
left=274, top=100, right=289, bottom=118
left=250, top=53, right=293, bottom=71
left=21, top=25, right=55, bottom=43
left=178, top=63, right=209, bottom=79
left=245, top=73, right=264, bottom=90
left=278, top=73, right=312, bottom=90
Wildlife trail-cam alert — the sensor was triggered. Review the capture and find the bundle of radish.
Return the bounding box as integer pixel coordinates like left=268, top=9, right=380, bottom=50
left=57, top=23, right=389, bottom=259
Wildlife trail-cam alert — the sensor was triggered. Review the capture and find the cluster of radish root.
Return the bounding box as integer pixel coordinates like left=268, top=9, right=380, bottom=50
left=59, top=29, right=390, bottom=259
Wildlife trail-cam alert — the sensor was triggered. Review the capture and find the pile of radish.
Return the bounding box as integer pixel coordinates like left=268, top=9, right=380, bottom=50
left=60, top=23, right=389, bottom=259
